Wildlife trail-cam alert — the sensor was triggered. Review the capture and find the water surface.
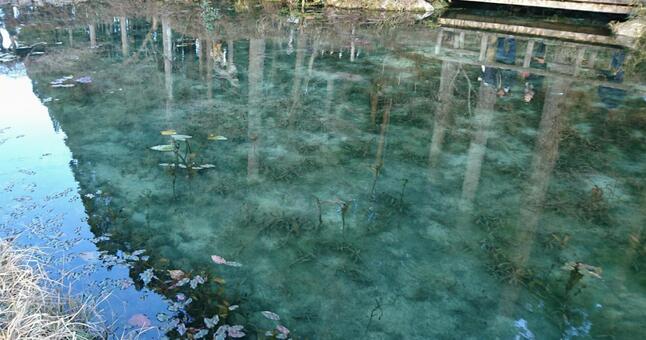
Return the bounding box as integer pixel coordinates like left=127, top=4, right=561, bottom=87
left=1, top=2, right=645, bottom=339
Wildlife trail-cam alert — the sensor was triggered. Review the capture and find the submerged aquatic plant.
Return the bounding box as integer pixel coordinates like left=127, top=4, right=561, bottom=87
left=151, top=130, right=217, bottom=172
left=563, top=261, right=602, bottom=294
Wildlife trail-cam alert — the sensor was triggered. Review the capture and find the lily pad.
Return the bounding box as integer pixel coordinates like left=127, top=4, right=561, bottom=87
left=151, top=145, right=175, bottom=152
left=171, top=134, right=192, bottom=141
left=208, top=134, right=228, bottom=141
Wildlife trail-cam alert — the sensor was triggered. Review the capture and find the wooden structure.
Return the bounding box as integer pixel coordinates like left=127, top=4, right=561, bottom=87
left=458, top=0, right=636, bottom=14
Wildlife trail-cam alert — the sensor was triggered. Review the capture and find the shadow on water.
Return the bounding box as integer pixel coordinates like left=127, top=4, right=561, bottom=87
left=1, top=0, right=645, bottom=338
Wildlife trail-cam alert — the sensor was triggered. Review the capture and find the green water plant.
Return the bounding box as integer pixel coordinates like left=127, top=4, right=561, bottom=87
left=150, top=130, right=216, bottom=172
left=563, top=261, right=602, bottom=295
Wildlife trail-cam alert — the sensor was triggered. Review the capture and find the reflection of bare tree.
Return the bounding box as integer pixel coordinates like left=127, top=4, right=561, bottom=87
left=120, top=16, right=128, bottom=56
left=162, top=16, right=173, bottom=113
left=499, top=77, right=571, bottom=317
left=371, top=100, right=392, bottom=195
left=88, top=24, right=96, bottom=48
left=204, top=39, right=213, bottom=100
left=247, top=38, right=265, bottom=181
left=429, top=60, right=459, bottom=168
left=460, top=37, right=498, bottom=211
left=460, top=78, right=497, bottom=210
left=288, top=25, right=306, bottom=124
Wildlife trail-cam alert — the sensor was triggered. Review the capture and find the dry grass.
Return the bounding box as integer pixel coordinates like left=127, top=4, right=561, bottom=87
left=0, top=240, right=103, bottom=340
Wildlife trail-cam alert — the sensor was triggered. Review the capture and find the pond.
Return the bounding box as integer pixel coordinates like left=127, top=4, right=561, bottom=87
left=1, top=1, right=645, bottom=339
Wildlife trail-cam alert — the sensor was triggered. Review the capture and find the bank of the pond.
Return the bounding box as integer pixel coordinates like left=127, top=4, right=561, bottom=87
left=0, top=240, right=103, bottom=339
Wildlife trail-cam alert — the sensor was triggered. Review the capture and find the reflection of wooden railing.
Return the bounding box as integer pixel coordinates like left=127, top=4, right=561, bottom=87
left=426, top=27, right=645, bottom=92
left=458, top=0, right=635, bottom=14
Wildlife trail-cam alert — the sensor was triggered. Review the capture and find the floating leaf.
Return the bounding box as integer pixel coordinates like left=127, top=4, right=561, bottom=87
left=204, top=315, right=220, bottom=328
left=168, top=269, right=185, bottom=280
left=75, top=76, right=92, bottom=84
left=132, top=249, right=146, bottom=256
left=215, top=325, right=228, bottom=340
left=139, top=268, right=156, bottom=285
left=211, top=255, right=227, bottom=264
left=128, top=313, right=151, bottom=328
left=176, top=323, right=186, bottom=336
left=150, top=144, right=174, bottom=152
left=211, top=255, right=242, bottom=267
left=190, top=275, right=205, bottom=289
left=160, top=129, right=177, bottom=136
left=228, top=325, right=245, bottom=338
left=172, top=277, right=190, bottom=288
left=208, top=134, right=228, bottom=141
left=276, top=325, right=290, bottom=336
left=171, top=134, right=192, bottom=141
left=261, top=311, right=280, bottom=321
left=194, top=328, right=209, bottom=339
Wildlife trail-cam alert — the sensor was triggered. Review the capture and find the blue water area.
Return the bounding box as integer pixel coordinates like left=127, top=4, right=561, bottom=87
left=1, top=2, right=645, bottom=339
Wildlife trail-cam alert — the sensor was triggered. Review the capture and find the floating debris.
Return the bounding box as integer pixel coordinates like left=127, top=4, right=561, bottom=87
left=228, top=305, right=239, bottom=311
left=160, top=129, right=177, bottom=136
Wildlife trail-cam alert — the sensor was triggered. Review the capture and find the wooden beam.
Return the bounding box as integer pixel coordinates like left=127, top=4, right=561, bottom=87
left=438, top=17, right=628, bottom=46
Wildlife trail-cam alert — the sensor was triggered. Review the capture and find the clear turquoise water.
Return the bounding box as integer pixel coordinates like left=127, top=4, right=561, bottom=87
left=1, top=2, right=645, bottom=339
